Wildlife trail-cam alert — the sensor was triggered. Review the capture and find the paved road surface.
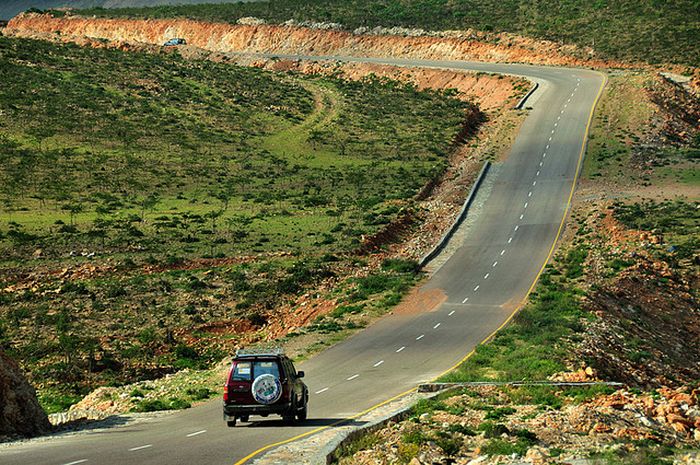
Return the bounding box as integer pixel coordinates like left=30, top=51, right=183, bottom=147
left=2, top=56, right=604, bottom=465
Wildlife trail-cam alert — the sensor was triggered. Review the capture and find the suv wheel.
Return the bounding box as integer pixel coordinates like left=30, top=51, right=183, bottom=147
left=282, top=399, right=297, bottom=424
left=297, top=403, right=307, bottom=421
left=239, top=415, right=249, bottom=422
left=226, top=418, right=237, bottom=428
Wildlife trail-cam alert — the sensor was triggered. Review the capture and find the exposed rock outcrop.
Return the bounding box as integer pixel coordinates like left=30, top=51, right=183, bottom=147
left=0, top=351, right=51, bottom=439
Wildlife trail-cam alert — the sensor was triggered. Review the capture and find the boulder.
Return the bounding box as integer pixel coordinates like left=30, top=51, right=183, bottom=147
left=0, top=351, right=50, bottom=439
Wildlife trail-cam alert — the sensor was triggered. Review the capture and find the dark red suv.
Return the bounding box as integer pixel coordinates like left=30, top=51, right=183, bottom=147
left=223, top=350, right=308, bottom=427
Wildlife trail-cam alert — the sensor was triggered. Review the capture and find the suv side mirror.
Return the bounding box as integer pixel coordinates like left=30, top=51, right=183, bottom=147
left=297, top=371, right=304, bottom=378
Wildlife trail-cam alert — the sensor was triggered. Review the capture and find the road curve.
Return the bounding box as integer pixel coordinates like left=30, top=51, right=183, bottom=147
left=2, top=56, right=605, bottom=465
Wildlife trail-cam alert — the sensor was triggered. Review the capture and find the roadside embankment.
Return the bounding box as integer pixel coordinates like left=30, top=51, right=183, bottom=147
left=5, top=12, right=621, bottom=69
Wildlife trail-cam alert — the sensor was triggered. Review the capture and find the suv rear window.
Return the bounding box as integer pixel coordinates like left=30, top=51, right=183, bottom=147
left=231, top=361, right=252, bottom=381
left=253, top=360, right=280, bottom=378
left=231, top=359, right=281, bottom=381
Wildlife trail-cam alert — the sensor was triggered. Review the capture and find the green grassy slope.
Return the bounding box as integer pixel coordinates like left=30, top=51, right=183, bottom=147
left=70, top=0, right=700, bottom=67
left=0, top=37, right=468, bottom=261
left=0, top=37, right=471, bottom=409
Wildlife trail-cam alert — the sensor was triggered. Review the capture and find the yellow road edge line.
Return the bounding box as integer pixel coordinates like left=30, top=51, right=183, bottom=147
left=232, top=386, right=417, bottom=465
left=233, top=71, right=608, bottom=465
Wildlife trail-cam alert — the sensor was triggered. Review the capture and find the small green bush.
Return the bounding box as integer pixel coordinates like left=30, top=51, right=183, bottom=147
left=133, top=397, right=191, bottom=412
left=481, top=438, right=529, bottom=457
left=477, top=421, right=509, bottom=438
left=484, top=406, right=517, bottom=421
left=435, top=435, right=461, bottom=456
left=381, top=258, right=418, bottom=273
left=402, top=429, right=428, bottom=445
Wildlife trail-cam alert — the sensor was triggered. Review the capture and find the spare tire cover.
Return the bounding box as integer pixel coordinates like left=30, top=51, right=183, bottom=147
left=252, top=374, right=282, bottom=405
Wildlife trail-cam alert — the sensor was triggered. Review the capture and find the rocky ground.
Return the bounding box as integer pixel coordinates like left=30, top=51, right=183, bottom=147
left=339, top=386, right=700, bottom=465
left=575, top=209, right=699, bottom=389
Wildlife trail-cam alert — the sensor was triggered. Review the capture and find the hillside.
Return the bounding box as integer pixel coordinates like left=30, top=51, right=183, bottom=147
left=0, top=36, right=479, bottom=413
left=69, top=0, right=700, bottom=67
left=0, top=1, right=256, bottom=21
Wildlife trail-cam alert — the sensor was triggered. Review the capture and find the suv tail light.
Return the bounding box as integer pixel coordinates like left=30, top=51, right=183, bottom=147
left=223, top=365, right=233, bottom=402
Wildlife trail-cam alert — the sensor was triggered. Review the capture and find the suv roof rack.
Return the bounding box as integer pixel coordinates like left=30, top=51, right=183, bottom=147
left=235, top=347, right=285, bottom=357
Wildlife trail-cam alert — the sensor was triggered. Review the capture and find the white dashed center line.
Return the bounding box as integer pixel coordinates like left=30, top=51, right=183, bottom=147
left=533, top=181, right=537, bottom=186
left=63, top=461, right=88, bottom=465
left=484, top=273, right=490, bottom=279
left=448, top=310, right=455, bottom=316
left=508, top=237, right=513, bottom=244
left=536, top=170, right=541, bottom=176
left=543, top=152, right=547, bottom=158
left=347, top=374, right=359, bottom=381
left=474, top=285, right=480, bottom=291
left=416, top=334, right=425, bottom=340
left=528, top=191, right=532, bottom=197
left=129, top=445, right=152, bottom=452
left=493, top=261, right=498, bottom=267
left=462, top=296, right=469, bottom=303
left=524, top=202, right=528, bottom=209
left=546, top=144, right=550, bottom=149
left=501, top=249, right=506, bottom=255
left=519, top=213, right=524, bottom=220
left=539, top=161, right=543, bottom=167
left=433, top=323, right=441, bottom=329
left=514, top=225, right=519, bottom=231
left=373, top=360, right=384, bottom=367
left=186, top=430, right=206, bottom=438
left=396, top=346, right=406, bottom=352
left=315, top=387, right=329, bottom=394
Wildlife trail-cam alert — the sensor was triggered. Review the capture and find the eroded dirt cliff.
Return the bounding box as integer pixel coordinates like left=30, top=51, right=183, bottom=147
left=5, top=12, right=621, bottom=68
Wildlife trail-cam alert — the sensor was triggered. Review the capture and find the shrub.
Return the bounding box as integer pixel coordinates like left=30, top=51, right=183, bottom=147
left=402, top=429, right=428, bottom=445
left=397, top=442, right=420, bottom=462
left=484, top=406, right=517, bottom=421
left=448, top=423, right=476, bottom=436
left=481, top=438, right=528, bottom=457
left=133, top=397, right=191, bottom=412
left=330, top=303, right=365, bottom=318
left=477, top=421, right=509, bottom=438
left=381, top=258, right=418, bottom=273
left=185, top=387, right=212, bottom=400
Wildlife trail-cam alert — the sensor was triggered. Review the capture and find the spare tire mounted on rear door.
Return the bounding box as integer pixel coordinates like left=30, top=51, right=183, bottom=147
left=252, top=374, right=282, bottom=405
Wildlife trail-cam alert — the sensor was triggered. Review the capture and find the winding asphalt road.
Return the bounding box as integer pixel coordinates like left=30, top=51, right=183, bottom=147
left=2, top=56, right=604, bottom=465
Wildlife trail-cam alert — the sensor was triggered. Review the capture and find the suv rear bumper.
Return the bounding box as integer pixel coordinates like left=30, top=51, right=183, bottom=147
left=223, top=401, right=292, bottom=419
